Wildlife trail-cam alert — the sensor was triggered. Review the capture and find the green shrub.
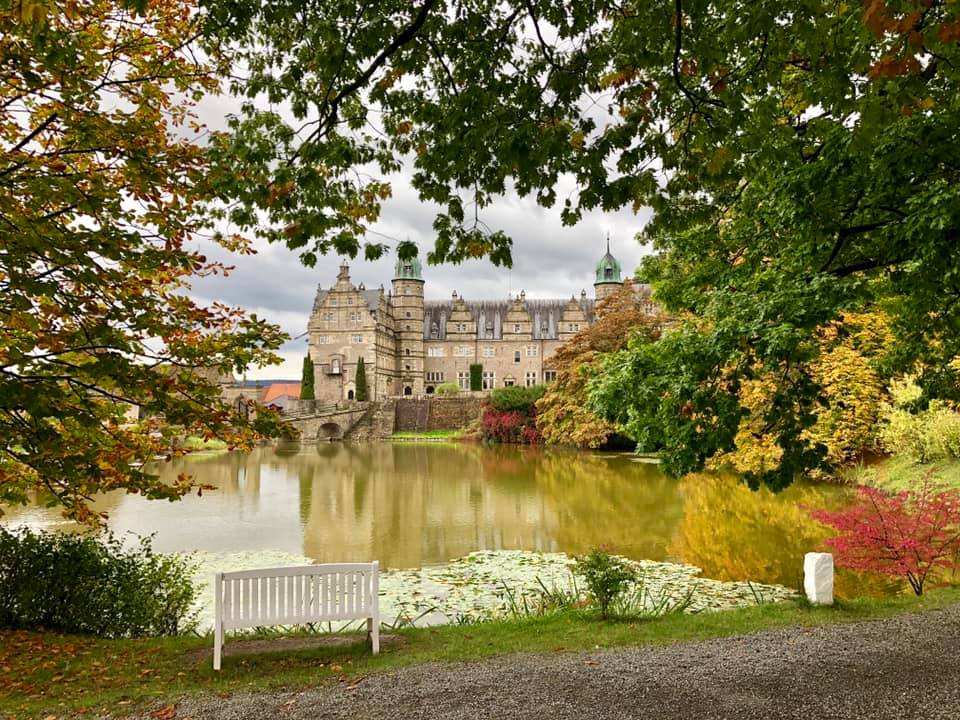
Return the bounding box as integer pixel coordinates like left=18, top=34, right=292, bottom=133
left=435, top=382, right=460, bottom=396
left=0, top=528, right=198, bottom=637
left=489, top=385, right=547, bottom=413
left=469, top=363, right=483, bottom=391
left=300, top=354, right=315, bottom=400
left=573, top=548, right=637, bottom=619
left=879, top=378, right=960, bottom=463
left=355, top=356, right=369, bottom=401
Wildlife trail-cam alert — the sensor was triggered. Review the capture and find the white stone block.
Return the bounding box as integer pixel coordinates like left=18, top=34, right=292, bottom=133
left=803, top=552, right=834, bottom=605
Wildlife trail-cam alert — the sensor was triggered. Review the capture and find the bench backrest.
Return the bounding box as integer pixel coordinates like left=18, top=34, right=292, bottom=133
left=214, top=562, right=379, bottom=631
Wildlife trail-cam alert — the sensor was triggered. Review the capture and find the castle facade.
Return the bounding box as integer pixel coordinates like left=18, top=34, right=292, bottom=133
left=306, top=244, right=647, bottom=401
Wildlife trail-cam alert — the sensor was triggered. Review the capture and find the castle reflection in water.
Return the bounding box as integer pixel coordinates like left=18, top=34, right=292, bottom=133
left=10, top=443, right=887, bottom=597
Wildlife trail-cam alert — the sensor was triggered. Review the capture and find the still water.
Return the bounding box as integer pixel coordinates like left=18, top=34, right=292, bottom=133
left=6, top=442, right=868, bottom=593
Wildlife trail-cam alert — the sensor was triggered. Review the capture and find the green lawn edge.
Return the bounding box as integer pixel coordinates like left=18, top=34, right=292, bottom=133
left=3, top=586, right=958, bottom=717
left=388, top=430, right=465, bottom=441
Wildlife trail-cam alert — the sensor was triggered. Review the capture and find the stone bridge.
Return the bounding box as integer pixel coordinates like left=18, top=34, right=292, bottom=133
left=284, top=400, right=374, bottom=441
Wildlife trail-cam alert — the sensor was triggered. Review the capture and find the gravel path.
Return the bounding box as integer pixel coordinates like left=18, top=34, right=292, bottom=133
left=144, top=606, right=960, bottom=720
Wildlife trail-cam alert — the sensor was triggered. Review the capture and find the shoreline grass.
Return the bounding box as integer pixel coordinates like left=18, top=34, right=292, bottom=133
left=180, top=436, right=228, bottom=452
left=2, top=586, right=958, bottom=717
left=845, top=455, right=960, bottom=491
left=388, top=430, right=465, bottom=442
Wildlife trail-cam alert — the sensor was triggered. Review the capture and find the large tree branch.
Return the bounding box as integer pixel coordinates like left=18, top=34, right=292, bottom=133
left=305, top=0, right=440, bottom=145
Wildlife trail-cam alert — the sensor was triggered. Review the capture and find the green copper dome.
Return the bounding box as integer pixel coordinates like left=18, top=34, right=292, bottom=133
left=595, top=238, right=622, bottom=284
left=394, top=254, right=423, bottom=281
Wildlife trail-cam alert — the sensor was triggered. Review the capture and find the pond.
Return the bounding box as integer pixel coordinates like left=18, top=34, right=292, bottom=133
left=6, top=441, right=884, bottom=611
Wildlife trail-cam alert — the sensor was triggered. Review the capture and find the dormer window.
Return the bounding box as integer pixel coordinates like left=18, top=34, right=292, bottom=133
left=605, top=267, right=613, bottom=280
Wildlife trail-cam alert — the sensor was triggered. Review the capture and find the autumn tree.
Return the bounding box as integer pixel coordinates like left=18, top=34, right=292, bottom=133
left=0, top=0, right=288, bottom=523
left=207, top=0, right=960, bottom=487
left=809, top=479, right=960, bottom=595
left=537, top=282, right=662, bottom=448
left=694, top=312, right=891, bottom=478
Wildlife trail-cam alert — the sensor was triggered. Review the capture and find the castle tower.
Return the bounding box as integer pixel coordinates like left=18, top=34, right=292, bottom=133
left=391, top=254, right=425, bottom=396
left=594, top=236, right=623, bottom=304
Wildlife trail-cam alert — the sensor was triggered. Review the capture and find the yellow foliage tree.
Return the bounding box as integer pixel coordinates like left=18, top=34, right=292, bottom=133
left=712, top=312, right=890, bottom=474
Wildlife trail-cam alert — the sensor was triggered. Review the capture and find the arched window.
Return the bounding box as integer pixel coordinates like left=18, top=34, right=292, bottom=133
left=405, top=348, right=411, bottom=356
left=425, top=386, right=435, bottom=395
left=403, top=386, right=413, bottom=396
left=347, top=389, right=355, bottom=400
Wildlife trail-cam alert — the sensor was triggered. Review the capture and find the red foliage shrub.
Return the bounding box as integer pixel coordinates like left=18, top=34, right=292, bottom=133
left=480, top=404, right=543, bottom=444
left=808, top=481, right=960, bottom=595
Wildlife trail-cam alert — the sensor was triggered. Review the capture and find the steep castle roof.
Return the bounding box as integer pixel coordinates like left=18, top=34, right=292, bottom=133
left=423, top=297, right=594, bottom=340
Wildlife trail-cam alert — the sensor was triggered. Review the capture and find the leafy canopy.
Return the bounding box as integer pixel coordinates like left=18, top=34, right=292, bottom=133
left=207, top=0, right=960, bottom=486
left=0, top=0, right=288, bottom=522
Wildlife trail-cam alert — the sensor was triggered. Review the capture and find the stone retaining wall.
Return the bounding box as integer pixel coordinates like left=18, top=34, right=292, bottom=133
left=394, top=396, right=482, bottom=432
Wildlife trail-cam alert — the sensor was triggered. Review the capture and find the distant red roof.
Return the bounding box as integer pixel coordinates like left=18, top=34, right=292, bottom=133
left=262, top=383, right=301, bottom=403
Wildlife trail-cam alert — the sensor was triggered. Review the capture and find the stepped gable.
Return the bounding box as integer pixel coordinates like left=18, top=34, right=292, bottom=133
left=312, top=287, right=382, bottom=312
left=423, top=296, right=595, bottom=340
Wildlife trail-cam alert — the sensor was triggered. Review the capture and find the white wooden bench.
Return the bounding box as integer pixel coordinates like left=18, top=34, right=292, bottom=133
left=213, top=562, right=380, bottom=670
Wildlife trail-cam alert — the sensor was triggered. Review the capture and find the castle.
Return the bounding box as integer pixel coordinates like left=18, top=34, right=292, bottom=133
left=306, top=242, right=650, bottom=401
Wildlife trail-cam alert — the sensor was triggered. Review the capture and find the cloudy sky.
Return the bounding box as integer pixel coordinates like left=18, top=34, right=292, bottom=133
left=188, top=95, right=654, bottom=380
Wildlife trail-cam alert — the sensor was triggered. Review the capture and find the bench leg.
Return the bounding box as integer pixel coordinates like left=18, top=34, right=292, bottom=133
left=213, top=622, right=223, bottom=671
left=368, top=617, right=379, bottom=655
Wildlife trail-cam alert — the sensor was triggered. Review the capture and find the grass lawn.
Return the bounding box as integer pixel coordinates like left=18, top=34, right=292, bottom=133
left=2, top=586, right=958, bottom=718
left=848, top=455, right=960, bottom=492
left=389, top=430, right=464, bottom=441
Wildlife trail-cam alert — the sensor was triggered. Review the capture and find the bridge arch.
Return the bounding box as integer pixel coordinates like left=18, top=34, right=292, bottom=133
left=318, top=422, right=343, bottom=440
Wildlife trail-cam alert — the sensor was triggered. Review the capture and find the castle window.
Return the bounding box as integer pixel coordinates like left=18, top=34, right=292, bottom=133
left=404, top=386, right=412, bottom=396
left=330, top=299, right=337, bottom=306
left=525, top=372, right=537, bottom=387
left=513, top=350, right=521, bottom=364
left=351, top=335, right=364, bottom=343
left=405, top=364, right=411, bottom=371
left=503, top=377, right=515, bottom=387
left=430, top=322, right=439, bottom=339
left=457, top=372, right=469, bottom=390
left=405, top=311, right=411, bottom=318
left=405, top=324, right=411, bottom=331
left=513, top=324, right=521, bottom=333
left=405, top=348, right=411, bottom=356
left=482, top=346, right=495, bottom=358
left=348, top=297, right=354, bottom=305
left=317, top=335, right=330, bottom=344
left=567, top=323, right=580, bottom=332
left=526, top=346, right=538, bottom=357
left=482, top=371, right=495, bottom=390
left=605, top=267, right=613, bottom=280
left=428, top=347, right=445, bottom=357
left=454, top=346, right=473, bottom=357
left=544, top=370, right=557, bottom=383
left=426, top=371, right=444, bottom=382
